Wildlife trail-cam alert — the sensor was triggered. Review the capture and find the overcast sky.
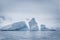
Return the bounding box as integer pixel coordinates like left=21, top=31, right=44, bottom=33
left=0, top=0, right=60, bottom=28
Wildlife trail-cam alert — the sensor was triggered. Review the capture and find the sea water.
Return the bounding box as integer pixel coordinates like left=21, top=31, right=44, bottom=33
left=0, top=31, right=60, bottom=40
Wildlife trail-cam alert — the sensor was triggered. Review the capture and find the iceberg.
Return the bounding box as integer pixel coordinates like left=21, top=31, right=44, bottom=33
left=1, top=21, right=29, bottom=31
left=29, top=18, right=39, bottom=31
left=40, top=24, right=56, bottom=31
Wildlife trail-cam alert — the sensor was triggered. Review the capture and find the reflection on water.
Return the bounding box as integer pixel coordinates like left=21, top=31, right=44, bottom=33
left=0, top=31, right=60, bottom=40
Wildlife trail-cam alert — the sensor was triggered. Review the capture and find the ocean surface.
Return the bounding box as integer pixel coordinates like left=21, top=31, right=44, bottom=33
left=0, top=31, right=60, bottom=40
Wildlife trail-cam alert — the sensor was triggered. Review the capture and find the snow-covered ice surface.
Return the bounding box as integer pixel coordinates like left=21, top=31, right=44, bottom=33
left=0, top=31, right=60, bottom=40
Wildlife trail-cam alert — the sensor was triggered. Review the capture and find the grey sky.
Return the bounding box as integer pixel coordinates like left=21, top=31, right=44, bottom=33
left=0, top=0, right=60, bottom=28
